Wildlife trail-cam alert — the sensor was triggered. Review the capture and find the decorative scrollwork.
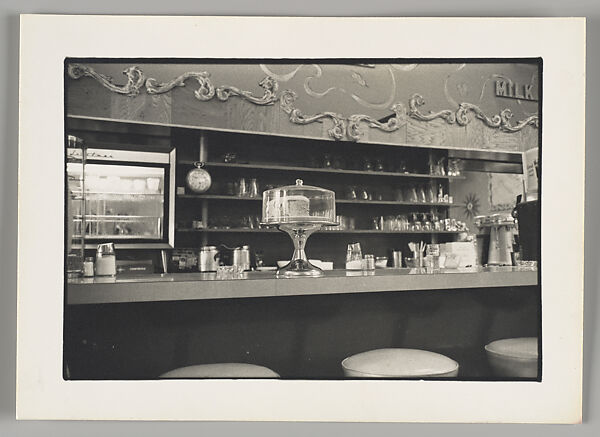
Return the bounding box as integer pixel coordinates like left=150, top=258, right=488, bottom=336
left=409, top=93, right=539, bottom=133
left=67, top=64, right=145, bottom=97
left=456, top=102, right=502, bottom=127
left=216, top=76, right=279, bottom=105
left=347, top=102, right=407, bottom=141
left=498, top=109, right=539, bottom=132
left=145, top=71, right=215, bottom=101
left=67, top=64, right=539, bottom=139
left=409, top=94, right=456, bottom=124
left=280, top=90, right=346, bottom=140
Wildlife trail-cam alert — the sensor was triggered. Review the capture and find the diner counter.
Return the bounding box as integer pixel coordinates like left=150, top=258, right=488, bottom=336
left=66, top=266, right=538, bottom=305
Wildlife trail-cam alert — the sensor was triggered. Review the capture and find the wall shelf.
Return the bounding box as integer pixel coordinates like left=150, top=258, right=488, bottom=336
left=176, top=228, right=462, bottom=235
left=179, top=160, right=465, bottom=180
left=177, top=194, right=452, bottom=208
left=178, top=194, right=262, bottom=201
left=171, top=125, right=467, bottom=261
left=336, top=199, right=452, bottom=207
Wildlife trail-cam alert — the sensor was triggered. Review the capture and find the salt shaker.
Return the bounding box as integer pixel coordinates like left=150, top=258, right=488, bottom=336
left=82, top=257, right=95, bottom=277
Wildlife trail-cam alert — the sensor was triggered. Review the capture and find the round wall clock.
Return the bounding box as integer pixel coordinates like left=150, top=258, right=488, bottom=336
left=185, top=162, right=212, bottom=194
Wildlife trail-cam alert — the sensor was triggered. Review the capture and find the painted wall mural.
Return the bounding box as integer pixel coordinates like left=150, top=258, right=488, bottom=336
left=67, top=62, right=540, bottom=143
left=488, top=173, right=524, bottom=212
left=450, top=171, right=524, bottom=231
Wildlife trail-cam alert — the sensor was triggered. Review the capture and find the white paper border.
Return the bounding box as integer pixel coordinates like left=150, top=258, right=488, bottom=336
left=17, top=15, right=585, bottom=423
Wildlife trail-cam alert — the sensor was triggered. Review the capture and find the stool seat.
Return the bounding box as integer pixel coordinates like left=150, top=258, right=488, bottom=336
left=159, top=363, right=280, bottom=378
left=485, top=337, right=538, bottom=378
left=341, top=348, right=459, bottom=378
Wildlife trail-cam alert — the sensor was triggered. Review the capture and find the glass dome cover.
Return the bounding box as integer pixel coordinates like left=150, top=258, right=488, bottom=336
left=262, top=179, right=336, bottom=225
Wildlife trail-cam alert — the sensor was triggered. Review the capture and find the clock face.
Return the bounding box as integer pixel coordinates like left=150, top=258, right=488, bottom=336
left=185, top=168, right=212, bottom=193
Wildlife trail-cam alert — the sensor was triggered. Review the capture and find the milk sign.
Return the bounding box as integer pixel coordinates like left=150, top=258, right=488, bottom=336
left=495, top=80, right=538, bottom=101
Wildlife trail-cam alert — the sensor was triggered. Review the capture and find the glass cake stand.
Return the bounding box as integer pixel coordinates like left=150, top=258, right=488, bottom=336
left=261, top=179, right=337, bottom=277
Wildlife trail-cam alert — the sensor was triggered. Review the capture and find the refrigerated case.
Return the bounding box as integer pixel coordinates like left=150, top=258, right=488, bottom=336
left=66, top=147, right=176, bottom=249
left=66, top=136, right=86, bottom=277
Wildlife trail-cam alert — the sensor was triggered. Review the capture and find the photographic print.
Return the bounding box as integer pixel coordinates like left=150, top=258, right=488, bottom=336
left=63, top=59, right=541, bottom=382
left=17, top=16, right=584, bottom=423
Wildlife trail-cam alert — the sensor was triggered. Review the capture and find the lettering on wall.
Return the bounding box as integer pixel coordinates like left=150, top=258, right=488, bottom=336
left=495, top=80, right=538, bottom=101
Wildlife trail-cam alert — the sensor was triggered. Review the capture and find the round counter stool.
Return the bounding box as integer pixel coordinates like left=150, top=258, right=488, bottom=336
left=341, top=348, right=459, bottom=378
left=160, top=363, right=280, bottom=379
left=485, top=337, right=539, bottom=378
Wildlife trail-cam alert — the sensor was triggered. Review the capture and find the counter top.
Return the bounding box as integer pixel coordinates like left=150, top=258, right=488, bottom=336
left=67, top=266, right=538, bottom=305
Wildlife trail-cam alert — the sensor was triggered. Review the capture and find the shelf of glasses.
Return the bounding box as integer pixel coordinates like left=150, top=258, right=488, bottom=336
left=178, top=194, right=261, bottom=201
left=74, top=214, right=162, bottom=221
left=178, top=227, right=278, bottom=233
left=336, top=199, right=453, bottom=207
left=71, top=191, right=164, bottom=201
left=72, top=234, right=161, bottom=240
left=177, top=194, right=452, bottom=207
left=176, top=227, right=462, bottom=234
left=179, top=160, right=465, bottom=180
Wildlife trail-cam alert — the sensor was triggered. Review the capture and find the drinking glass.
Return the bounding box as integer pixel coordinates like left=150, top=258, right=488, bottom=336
left=346, top=243, right=362, bottom=263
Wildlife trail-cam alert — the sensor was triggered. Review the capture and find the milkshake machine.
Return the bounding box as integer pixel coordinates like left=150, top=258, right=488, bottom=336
left=475, top=214, right=516, bottom=266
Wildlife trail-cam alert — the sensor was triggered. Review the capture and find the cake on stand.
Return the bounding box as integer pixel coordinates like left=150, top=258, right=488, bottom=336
left=261, top=179, right=338, bottom=277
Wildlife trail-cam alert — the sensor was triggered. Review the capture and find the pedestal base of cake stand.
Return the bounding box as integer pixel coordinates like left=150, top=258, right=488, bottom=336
left=270, top=221, right=337, bottom=278
left=277, top=258, right=323, bottom=277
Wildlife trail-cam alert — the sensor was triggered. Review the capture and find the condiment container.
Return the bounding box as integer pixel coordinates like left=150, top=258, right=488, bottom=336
left=82, top=257, right=95, bottom=277
left=364, top=254, right=375, bottom=270
left=95, top=243, right=116, bottom=276
left=392, top=250, right=402, bottom=268
left=199, top=246, right=219, bottom=272
left=233, top=245, right=251, bottom=271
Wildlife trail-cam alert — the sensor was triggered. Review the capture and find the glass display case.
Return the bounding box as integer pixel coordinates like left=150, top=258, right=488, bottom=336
left=262, top=179, right=336, bottom=224
left=66, top=147, right=176, bottom=248
left=66, top=135, right=86, bottom=277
